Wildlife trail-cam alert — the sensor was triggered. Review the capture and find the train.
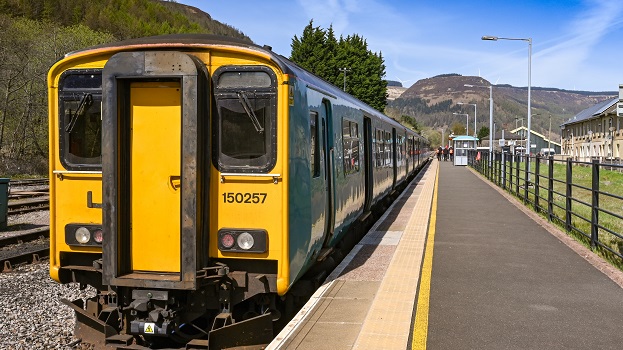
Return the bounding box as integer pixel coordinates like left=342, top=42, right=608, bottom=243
left=47, top=34, right=431, bottom=349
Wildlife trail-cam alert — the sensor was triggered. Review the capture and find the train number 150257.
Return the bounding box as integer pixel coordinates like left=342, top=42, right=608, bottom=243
left=222, top=192, right=267, bottom=204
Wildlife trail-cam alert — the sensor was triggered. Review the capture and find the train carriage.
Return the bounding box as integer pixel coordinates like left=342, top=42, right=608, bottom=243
left=48, top=34, right=429, bottom=349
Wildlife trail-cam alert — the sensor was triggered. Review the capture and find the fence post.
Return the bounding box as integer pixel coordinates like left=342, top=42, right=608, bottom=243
left=534, top=155, right=540, bottom=212
left=515, top=153, right=520, bottom=196
left=502, top=152, right=507, bottom=190
left=565, top=158, right=572, bottom=231
left=523, top=154, right=529, bottom=204
left=509, top=152, right=514, bottom=193
left=490, top=152, right=494, bottom=181
left=591, top=159, right=600, bottom=249
left=548, top=156, right=554, bottom=221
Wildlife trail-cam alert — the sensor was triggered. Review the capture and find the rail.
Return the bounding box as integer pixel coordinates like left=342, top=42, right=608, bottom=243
left=469, top=151, right=623, bottom=264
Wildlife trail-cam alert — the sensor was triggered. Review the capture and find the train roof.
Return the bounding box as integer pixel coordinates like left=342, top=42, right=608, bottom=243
left=67, top=34, right=421, bottom=137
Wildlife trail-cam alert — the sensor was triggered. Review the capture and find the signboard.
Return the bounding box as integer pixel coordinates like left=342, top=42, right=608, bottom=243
left=499, top=139, right=505, bottom=147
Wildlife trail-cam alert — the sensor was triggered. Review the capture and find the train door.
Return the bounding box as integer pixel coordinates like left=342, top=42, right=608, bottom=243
left=129, top=81, right=182, bottom=272
left=363, top=117, right=373, bottom=211
left=320, top=100, right=336, bottom=242
left=101, top=51, right=207, bottom=289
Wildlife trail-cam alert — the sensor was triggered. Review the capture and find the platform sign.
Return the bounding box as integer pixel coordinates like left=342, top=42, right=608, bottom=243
left=619, top=84, right=623, bottom=116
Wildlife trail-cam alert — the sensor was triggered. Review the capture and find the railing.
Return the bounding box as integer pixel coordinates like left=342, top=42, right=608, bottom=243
left=468, top=150, right=623, bottom=265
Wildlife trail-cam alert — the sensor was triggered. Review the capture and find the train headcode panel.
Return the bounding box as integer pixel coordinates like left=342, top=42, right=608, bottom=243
left=48, top=34, right=430, bottom=349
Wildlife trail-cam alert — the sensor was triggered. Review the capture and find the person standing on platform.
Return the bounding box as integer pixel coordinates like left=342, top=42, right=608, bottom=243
left=437, top=145, right=443, bottom=161
left=443, top=145, right=449, bottom=161
left=449, top=146, right=454, bottom=162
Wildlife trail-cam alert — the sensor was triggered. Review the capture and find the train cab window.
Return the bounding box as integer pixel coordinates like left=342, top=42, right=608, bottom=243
left=212, top=66, right=277, bottom=173
left=58, top=70, right=103, bottom=170
left=342, top=119, right=359, bottom=175
left=310, top=112, right=319, bottom=177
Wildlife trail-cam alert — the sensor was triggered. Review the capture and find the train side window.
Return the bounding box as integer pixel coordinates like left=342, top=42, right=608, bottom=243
left=342, top=119, right=360, bottom=175
left=310, top=112, right=319, bottom=178
left=58, top=70, right=103, bottom=170
left=384, top=131, right=392, bottom=167
left=212, top=66, right=277, bottom=173
left=375, top=129, right=383, bottom=167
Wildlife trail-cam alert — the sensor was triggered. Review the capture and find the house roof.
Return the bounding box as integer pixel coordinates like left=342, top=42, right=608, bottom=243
left=561, top=97, right=617, bottom=126
left=509, top=126, right=561, bottom=147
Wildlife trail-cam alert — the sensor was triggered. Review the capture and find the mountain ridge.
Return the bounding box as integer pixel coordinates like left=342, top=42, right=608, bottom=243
left=385, top=74, right=616, bottom=140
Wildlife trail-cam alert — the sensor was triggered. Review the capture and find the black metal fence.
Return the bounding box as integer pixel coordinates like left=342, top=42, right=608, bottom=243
left=468, top=150, right=623, bottom=263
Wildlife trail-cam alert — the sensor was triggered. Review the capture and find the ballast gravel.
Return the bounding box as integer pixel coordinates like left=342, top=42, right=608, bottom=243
left=1, top=210, right=96, bottom=349
left=0, top=261, right=96, bottom=349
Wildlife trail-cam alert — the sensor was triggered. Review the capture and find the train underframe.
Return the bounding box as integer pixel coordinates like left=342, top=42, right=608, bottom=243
left=62, top=260, right=286, bottom=350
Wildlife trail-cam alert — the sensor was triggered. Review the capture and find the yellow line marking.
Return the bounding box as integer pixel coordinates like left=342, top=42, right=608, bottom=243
left=412, top=161, right=440, bottom=350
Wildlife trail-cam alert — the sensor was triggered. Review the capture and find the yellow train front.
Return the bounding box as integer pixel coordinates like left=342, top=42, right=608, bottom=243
left=48, top=34, right=428, bottom=349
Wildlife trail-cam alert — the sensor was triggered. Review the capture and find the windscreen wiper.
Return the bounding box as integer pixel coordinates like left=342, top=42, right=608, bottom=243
left=236, top=91, right=264, bottom=133
left=65, top=93, right=93, bottom=133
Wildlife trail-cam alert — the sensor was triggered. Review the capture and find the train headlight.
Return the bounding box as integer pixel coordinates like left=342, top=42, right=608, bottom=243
left=237, top=232, right=254, bottom=250
left=218, top=229, right=267, bottom=253
left=75, top=227, right=91, bottom=244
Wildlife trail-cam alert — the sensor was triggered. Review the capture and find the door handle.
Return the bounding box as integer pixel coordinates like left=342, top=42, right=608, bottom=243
left=169, top=176, right=181, bottom=190
left=87, top=191, right=102, bottom=208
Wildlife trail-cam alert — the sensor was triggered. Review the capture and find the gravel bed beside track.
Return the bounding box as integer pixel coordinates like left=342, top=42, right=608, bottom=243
left=0, top=261, right=96, bottom=349
left=1, top=209, right=97, bottom=349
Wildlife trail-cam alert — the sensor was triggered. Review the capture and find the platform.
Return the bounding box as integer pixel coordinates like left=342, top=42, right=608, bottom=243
left=267, top=159, right=623, bottom=350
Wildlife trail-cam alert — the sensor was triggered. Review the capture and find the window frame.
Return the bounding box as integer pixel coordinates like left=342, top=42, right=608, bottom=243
left=212, top=65, right=278, bottom=173
left=58, top=69, right=103, bottom=171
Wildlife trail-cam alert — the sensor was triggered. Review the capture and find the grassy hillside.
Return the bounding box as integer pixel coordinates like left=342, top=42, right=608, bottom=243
left=0, top=0, right=250, bottom=41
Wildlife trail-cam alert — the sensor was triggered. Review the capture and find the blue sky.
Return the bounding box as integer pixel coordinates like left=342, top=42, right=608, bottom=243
left=178, top=0, right=623, bottom=92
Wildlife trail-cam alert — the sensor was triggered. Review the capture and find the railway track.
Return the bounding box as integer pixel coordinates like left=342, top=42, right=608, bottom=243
left=0, top=226, right=50, bottom=272
left=6, top=178, right=50, bottom=215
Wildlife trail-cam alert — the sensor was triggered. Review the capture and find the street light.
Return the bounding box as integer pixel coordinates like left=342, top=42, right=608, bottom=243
left=457, top=102, right=477, bottom=137
left=453, top=112, right=469, bottom=135
left=482, top=35, right=532, bottom=168
left=464, top=84, right=493, bottom=154
left=338, top=67, right=350, bottom=92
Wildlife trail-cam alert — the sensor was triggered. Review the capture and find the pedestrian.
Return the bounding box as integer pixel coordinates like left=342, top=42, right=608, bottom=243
left=437, top=145, right=442, bottom=161
left=449, top=146, right=454, bottom=162
left=443, top=145, right=449, bottom=161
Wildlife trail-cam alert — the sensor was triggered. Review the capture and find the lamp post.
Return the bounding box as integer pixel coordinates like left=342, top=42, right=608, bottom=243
left=457, top=102, right=477, bottom=137
left=464, top=84, right=493, bottom=154
left=453, top=112, right=469, bottom=135
left=338, top=67, right=350, bottom=92
left=483, top=35, right=532, bottom=168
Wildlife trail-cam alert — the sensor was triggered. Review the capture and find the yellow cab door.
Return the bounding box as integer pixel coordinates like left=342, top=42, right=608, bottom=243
left=129, top=81, right=181, bottom=273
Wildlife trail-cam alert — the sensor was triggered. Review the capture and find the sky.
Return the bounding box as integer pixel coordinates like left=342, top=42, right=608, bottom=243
left=178, top=0, right=623, bottom=92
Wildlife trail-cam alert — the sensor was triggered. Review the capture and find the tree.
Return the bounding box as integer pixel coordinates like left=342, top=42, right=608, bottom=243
left=451, top=122, right=466, bottom=136
left=0, top=15, right=114, bottom=175
left=477, top=126, right=489, bottom=145
left=290, top=21, right=387, bottom=111
left=400, top=115, right=420, bottom=132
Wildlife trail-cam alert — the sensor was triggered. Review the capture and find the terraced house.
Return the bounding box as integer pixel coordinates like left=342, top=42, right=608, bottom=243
left=560, top=85, right=623, bottom=162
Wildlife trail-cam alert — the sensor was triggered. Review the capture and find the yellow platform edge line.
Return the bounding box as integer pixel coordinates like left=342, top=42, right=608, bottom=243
left=412, top=160, right=440, bottom=350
